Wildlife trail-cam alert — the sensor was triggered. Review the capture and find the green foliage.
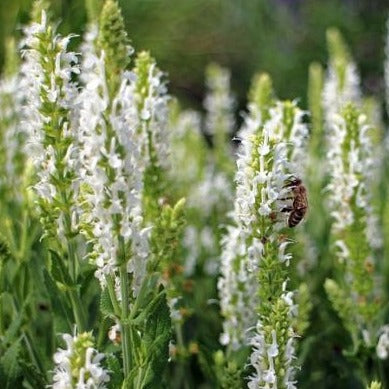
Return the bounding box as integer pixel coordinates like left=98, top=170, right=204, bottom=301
left=325, top=278, right=357, bottom=343
left=100, top=286, right=116, bottom=319
left=294, top=283, right=313, bottom=337
left=106, top=353, right=123, bottom=389
left=0, top=338, right=22, bottom=386
left=150, top=198, right=186, bottom=271
left=126, top=292, right=171, bottom=389
left=43, top=268, right=73, bottom=332
left=213, top=350, right=244, bottom=389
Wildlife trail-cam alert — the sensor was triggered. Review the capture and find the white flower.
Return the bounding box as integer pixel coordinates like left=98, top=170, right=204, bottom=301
left=267, top=330, right=279, bottom=358
left=377, top=325, right=389, bottom=360
left=204, top=63, right=235, bottom=139
left=52, top=333, right=110, bottom=389
left=108, top=324, right=121, bottom=343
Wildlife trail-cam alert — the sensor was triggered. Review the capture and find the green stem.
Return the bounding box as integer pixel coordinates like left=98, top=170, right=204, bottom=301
left=66, top=234, right=77, bottom=283
left=17, top=208, right=29, bottom=261
left=0, top=295, right=3, bottom=335
left=66, top=239, right=86, bottom=331
left=62, top=212, right=87, bottom=332
left=134, top=366, right=144, bottom=389
left=119, top=263, right=132, bottom=378
left=175, top=322, right=190, bottom=389
left=23, top=331, right=46, bottom=380
left=4, top=217, right=17, bottom=255
left=378, top=359, right=387, bottom=388
left=106, top=274, right=121, bottom=316
left=69, top=288, right=86, bottom=332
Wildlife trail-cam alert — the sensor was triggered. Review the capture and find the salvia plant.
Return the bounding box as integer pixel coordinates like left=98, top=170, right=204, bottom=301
left=0, top=0, right=389, bottom=388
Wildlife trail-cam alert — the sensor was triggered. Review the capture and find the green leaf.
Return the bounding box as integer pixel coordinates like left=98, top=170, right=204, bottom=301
left=49, top=250, right=74, bottom=287
left=0, top=337, right=22, bottom=387
left=0, top=236, right=13, bottom=264
left=79, top=263, right=98, bottom=296
left=198, top=347, right=217, bottom=383
left=132, top=273, right=159, bottom=314
left=100, top=287, right=115, bottom=318
left=18, top=360, right=47, bottom=388
left=3, top=304, right=25, bottom=345
left=43, top=269, right=72, bottom=332
left=131, top=289, right=165, bottom=327
left=105, top=353, right=123, bottom=389
left=140, top=292, right=171, bottom=389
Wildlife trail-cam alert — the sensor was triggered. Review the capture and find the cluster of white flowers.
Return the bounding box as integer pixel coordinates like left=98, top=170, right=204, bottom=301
left=219, top=101, right=282, bottom=348
left=248, top=324, right=296, bottom=389
left=248, top=283, right=298, bottom=389
left=322, top=61, right=360, bottom=124
left=219, top=91, right=306, bottom=387
left=325, top=104, right=385, bottom=345
left=168, top=105, right=234, bottom=275
left=20, top=10, right=81, bottom=236
left=134, top=51, right=170, bottom=170
left=203, top=63, right=235, bottom=139
left=327, top=106, right=383, bottom=253
left=323, top=28, right=383, bottom=251
left=234, top=101, right=307, bottom=236
left=52, top=333, right=110, bottom=388
left=188, top=168, right=232, bottom=216
left=326, top=112, right=371, bottom=233
left=245, top=107, right=300, bottom=389
left=78, top=48, right=149, bottom=292
left=218, top=225, right=258, bottom=349
left=0, top=61, right=26, bottom=200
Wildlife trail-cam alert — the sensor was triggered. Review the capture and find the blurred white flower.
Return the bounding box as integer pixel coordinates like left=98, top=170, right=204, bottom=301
left=52, top=333, right=110, bottom=389
left=377, top=325, right=389, bottom=360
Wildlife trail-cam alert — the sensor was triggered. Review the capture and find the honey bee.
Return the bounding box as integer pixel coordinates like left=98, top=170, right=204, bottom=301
left=281, top=178, right=308, bottom=228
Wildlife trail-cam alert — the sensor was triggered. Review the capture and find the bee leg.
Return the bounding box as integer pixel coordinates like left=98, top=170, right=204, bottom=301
left=278, top=196, right=294, bottom=201
left=282, top=181, right=297, bottom=188
left=280, top=206, right=293, bottom=213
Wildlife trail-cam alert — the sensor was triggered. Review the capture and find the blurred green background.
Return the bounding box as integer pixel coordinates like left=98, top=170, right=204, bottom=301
left=0, top=0, right=387, bottom=110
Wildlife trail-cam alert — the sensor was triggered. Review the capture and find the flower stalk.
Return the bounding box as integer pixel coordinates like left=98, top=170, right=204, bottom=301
left=219, top=73, right=308, bottom=388
left=325, top=104, right=382, bottom=349
left=21, top=6, right=87, bottom=331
